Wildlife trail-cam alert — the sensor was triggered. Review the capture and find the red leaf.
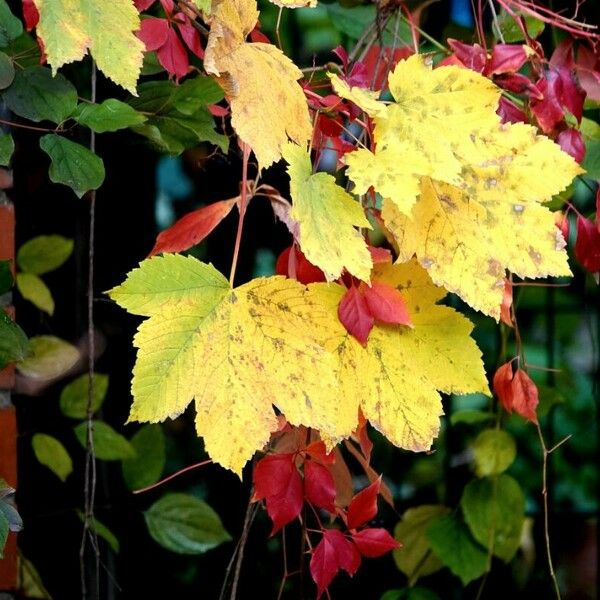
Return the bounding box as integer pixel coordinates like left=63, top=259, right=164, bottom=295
left=157, top=27, right=189, bottom=79
left=304, top=460, right=336, bottom=513
left=556, top=66, right=586, bottom=124
left=208, top=104, right=229, bottom=117
left=575, top=215, right=600, bottom=274
left=22, top=0, right=39, bottom=31
left=368, top=246, right=392, bottom=264
left=176, top=20, right=204, bottom=58
left=347, top=478, right=380, bottom=530
left=249, top=26, right=270, bottom=44
left=574, top=43, right=600, bottom=103
left=500, top=280, right=513, bottom=328
left=493, top=361, right=514, bottom=414
left=361, top=45, right=413, bottom=90
left=489, top=44, right=528, bottom=75
left=275, top=246, right=326, bottom=284
left=338, top=286, right=374, bottom=346
left=253, top=453, right=303, bottom=535
left=137, top=17, right=170, bottom=51
left=355, top=410, right=373, bottom=463
left=511, top=369, right=539, bottom=424
left=362, top=281, right=412, bottom=326
left=557, top=127, right=586, bottom=163
left=596, top=188, right=600, bottom=232
left=352, top=527, right=400, bottom=558
left=497, top=97, right=527, bottom=124
left=310, top=530, right=361, bottom=598
left=159, top=0, right=174, bottom=14
left=134, top=0, right=156, bottom=10
left=496, top=73, right=543, bottom=99
left=149, top=199, right=236, bottom=256
left=327, top=449, right=353, bottom=508
left=447, top=39, right=487, bottom=73
left=531, top=71, right=565, bottom=133
left=305, top=440, right=335, bottom=465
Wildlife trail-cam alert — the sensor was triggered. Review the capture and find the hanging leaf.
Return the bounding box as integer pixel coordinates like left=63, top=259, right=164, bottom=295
left=74, top=99, right=147, bottom=133
left=59, top=373, right=109, bottom=419
left=0, top=310, right=30, bottom=369
left=39, top=135, right=105, bottom=198
left=0, top=132, right=13, bottom=165
left=31, top=433, right=73, bottom=481
left=121, top=424, right=166, bottom=491
left=351, top=528, right=400, bottom=558
left=76, top=512, right=120, bottom=553
left=74, top=421, right=136, bottom=461
left=16, top=273, right=54, bottom=315
left=471, top=429, right=516, bottom=477
left=144, top=493, right=231, bottom=554
left=17, top=335, right=79, bottom=380
left=17, top=235, right=73, bottom=275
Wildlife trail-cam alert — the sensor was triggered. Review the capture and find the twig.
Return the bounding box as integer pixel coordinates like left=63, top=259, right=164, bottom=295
left=229, top=142, right=251, bottom=286
left=133, top=459, right=213, bottom=494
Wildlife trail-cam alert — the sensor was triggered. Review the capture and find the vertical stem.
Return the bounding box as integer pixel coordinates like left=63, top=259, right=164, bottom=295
left=229, top=143, right=250, bottom=287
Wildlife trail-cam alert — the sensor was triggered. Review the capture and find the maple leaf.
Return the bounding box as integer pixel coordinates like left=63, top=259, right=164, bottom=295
left=204, top=0, right=311, bottom=167
left=282, top=142, right=372, bottom=282
left=32, top=0, right=145, bottom=94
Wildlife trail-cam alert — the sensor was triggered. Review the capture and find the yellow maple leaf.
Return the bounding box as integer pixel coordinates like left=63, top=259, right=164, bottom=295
left=282, top=142, right=372, bottom=282
left=204, top=0, right=311, bottom=167
left=32, top=0, right=144, bottom=94
left=332, top=54, right=582, bottom=318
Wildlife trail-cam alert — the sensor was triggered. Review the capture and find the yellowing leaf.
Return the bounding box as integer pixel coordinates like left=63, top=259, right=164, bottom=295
left=32, top=0, right=144, bottom=93
left=283, top=142, right=372, bottom=282
left=268, top=0, right=316, bottom=8
left=204, top=0, right=311, bottom=167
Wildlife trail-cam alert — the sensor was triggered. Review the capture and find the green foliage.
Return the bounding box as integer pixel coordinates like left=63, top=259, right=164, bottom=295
left=0, top=310, right=30, bottom=369
left=17, top=335, right=79, bottom=380
left=0, top=132, right=14, bottom=165
left=74, top=421, right=136, bottom=461
left=32, top=433, right=73, bottom=482
left=74, top=99, right=147, bottom=133
left=122, top=424, right=166, bottom=491
left=471, top=429, right=516, bottom=477
left=16, top=273, right=54, bottom=315
left=77, top=512, right=120, bottom=553
left=17, top=235, right=73, bottom=275
left=59, top=373, right=109, bottom=419
left=0, top=0, right=22, bottom=47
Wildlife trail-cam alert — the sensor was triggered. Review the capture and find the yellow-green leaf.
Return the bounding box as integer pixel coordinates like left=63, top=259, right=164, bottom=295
left=17, top=335, right=79, bottom=380
left=31, top=433, right=72, bottom=481
left=283, top=142, right=372, bottom=282
left=32, top=0, right=144, bottom=93
left=16, top=273, right=54, bottom=315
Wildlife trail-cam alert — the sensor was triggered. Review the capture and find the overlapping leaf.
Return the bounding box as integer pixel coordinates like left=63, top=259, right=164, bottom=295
left=332, top=54, right=582, bottom=318
left=204, top=0, right=311, bottom=167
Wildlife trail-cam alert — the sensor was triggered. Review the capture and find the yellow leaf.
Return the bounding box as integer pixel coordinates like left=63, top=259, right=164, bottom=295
left=269, top=0, right=316, bottom=7
left=205, top=0, right=311, bottom=167
left=283, top=142, right=372, bottom=282
left=32, top=0, right=144, bottom=94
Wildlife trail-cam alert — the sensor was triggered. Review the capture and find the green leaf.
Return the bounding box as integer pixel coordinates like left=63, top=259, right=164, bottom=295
left=460, top=474, right=525, bottom=562
left=0, top=51, right=14, bottom=89
left=17, top=335, right=79, bottom=380
left=19, top=556, right=53, bottom=599
left=16, top=273, right=54, bottom=315
left=0, top=510, right=8, bottom=558
left=0, top=310, right=30, bottom=369
left=471, top=429, right=516, bottom=477
left=582, top=139, right=600, bottom=180
left=381, top=589, right=441, bottom=600
left=170, top=77, right=225, bottom=115
left=450, top=409, right=495, bottom=426
left=77, top=512, right=120, bottom=553
left=74, top=99, right=147, bottom=133
left=0, top=0, right=23, bottom=48
left=59, top=373, right=108, bottom=419
left=144, top=493, right=231, bottom=554
left=495, top=10, right=545, bottom=42
left=74, top=421, right=136, bottom=461
left=3, top=32, right=41, bottom=68
left=326, top=4, right=411, bottom=43
left=31, top=433, right=73, bottom=482
left=39, top=135, right=105, bottom=198
left=427, top=514, right=488, bottom=585
left=122, top=424, right=166, bottom=491
left=393, top=505, right=449, bottom=586
left=3, top=66, right=77, bottom=123
left=0, top=259, right=13, bottom=294
left=17, top=235, right=74, bottom=275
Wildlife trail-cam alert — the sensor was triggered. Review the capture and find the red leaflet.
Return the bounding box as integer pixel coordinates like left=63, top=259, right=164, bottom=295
left=556, top=67, right=585, bottom=124
left=347, top=478, right=380, bottom=530
left=495, top=73, right=542, bottom=99
left=511, top=369, right=539, bottom=424
left=138, top=17, right=170, bottom=51
left=310, top=530, right=361, bottom=598
left=338, top=286, right=374, bottom=346
left=500, top=280, right=513, bottom=328
left=361, top=45, right=413, bottom=90
left=304, top=460, right=336, bottom=513
left=492, top=361, right=514, bottom=414
left=176, top=20, right=204, bottom=59
left=351, top=527, right=400, bottom=558
left=497, top=97, right=527, bottom=124
left=253, top=453, right=303, bottom=535
left=149, top=199, right=236, bottom=256
left=575, top=215, right=600, bottom=274
left=557, top=127, right=586, bottom=163
left=275, top=246, right=326, bottom=284
left=305, top=440, right=335, bottom=465
left=22, top=0, right=39, bottom=31
left=134, top=0, right=156, bottom=10
left=531, top=70, right=565, bottom=133
left=249, top=25, right=270, bottom=44
left=368, top=246, right=392, bottom=264
left=355, top=410, right=373, bottom=463
left=489, top=44, right=528, bottom=75
left=157, top=27, right=189, bottom=79
left=574, top=43, right=600, bottom=103
left=447, top=39, right=487, bottom=73
left=596, top=188, right=600, bottom=232
left=362, top=281, right=412, bottom=327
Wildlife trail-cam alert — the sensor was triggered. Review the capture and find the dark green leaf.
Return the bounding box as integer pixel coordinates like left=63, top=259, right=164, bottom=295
left=59, top=373, right=109, bottom=419
left=0, top=51, right=14, bottom=89
left=3, top=66, right=77, bottom=123
left=171, top=77, right=225, bottom=115
left=74, top=421, right=136, bottom=461
left=471, top=429, right=516, bottom=477
left=17, top=335, right=79, bottom=380
left=3, top=32, right=40, bottom=68
left=0, top=0, right=22, bottom=48
left=427, top=514, right=488, bottom=585
left=16, top=273, right=54, bottom=315
left=0, top=310, right=29, bottom=369
left=145, top=493, right=231, bottom=554
left=39, top=135, right=105, bottom=198
left=0, top=259, right=13, bottom=294
left=0, top=510, right=8, bottom=558
left=582, top=139, right=600, bottom=180
left=74, top=99, right=147, bottom=133
left=17, top=234, right=74, bottom=275
left=122, top=424, right=166, bottom=491
left=460, top=474, right=525, bottom=562
left=450, top=409, right=495, bottom=426
left=393, top=505, right=449, bottom=586
left=77, top=512, right=120, bottom=553
left=32, top=433, right=73, bottom=482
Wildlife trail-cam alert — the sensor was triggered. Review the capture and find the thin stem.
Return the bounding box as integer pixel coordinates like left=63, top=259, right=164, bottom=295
left=0, top=117, right=60, bottom=133
left=275, top=7, right=284, bottom=51
left=229, top=142, right=251, bottom=287
left=133, top=459, right=213, bottom=494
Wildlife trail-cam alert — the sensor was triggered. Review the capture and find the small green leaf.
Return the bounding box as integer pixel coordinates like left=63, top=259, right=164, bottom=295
left=0, top=132, right=14, bottom=166
left=381, top=589, right=441, bottom=600
left=0, top=0, right=23, bottom=48
left=0, top=500, right=22, bottom=532
left=17, top=235, right=73, bottom=275
left=145, top=493, right=231, bottom=555
left=122, top=424, right=166, bottom=491
left=16, top=273, right=54, bottom=315
left=450, top=409, right=495, bottom=426
left=39, top=135, right=105, bottom=198
left=77, top=512, right=120, bottom=553
left=17, top=335, right=79, bottom=380
left=393, top=505, right=449, bottom=586
left=3, top=66, right=77, bottom=123
left=427, top=514, right=488, bottom=585
left=31, top=433, right=73, bottom=482
left=19, top=556, right=53, bottom=600
left=0, top=51, right=14, bottom=89
left=60, top=373, right=108, bottom=419
left=74, top=99, right=147, bottom=133
left=460, top=474, right=525, bottom=562
left=74, top=421, right=136, bottom=461
left=0, top=259, right=13, bottom=294
left=471, top=429, right=516, bottom=477
left=171, top=77, right=225, bottom=115
left=495, top=10, right=545, bottom=42
left=0, top=310, right=30, bottom=369
left=0, top=510, right=8, bottom=558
